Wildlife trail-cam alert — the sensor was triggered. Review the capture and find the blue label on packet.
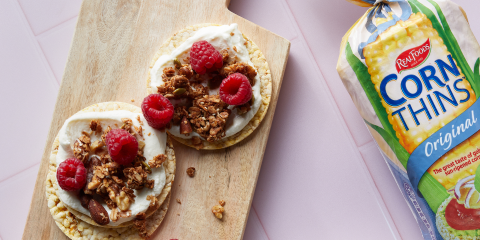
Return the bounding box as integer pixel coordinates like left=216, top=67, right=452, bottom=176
left=407, top=101, right=480, bottom=192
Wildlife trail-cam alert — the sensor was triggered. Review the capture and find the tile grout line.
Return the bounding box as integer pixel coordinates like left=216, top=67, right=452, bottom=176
left=252, top=205, right=270, bottom=240
left=11, top=0, right=59, bottom=91
left=17, top=0, right=79, bottom=84
left=35, top=14, right=78, bottom=39
left=6, top=1, right=401, bottom=239
left=15, top=0, right=77, bottom=38
left=279, top=4, right=368, bottom=149
left=227, top=4, right=297, bottom=238
left=34, top=15, right=79, bottom=85
left=32, top=15, right=79, bottom=85
left=4, top=0, right=59, bottom=184
left=37, top=44, right=61, bottom=85
left=288, top=35, right=299, bottom=42
left=357, top=141, right=408, bottom=240
left=0, top=162, right=41, bottom=185
left=358, top=138, right=375, bottom=151
left=279, top=0, right=402, bottom=239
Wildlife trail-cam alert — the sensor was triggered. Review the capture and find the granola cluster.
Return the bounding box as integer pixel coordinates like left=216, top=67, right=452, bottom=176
left=75, top=119, right=162, bottom=234
left=157, top=51, right=257, bottom=145
left=73, top=134, right=90, bottom=162
left=133, top=212, right=148, bottom=238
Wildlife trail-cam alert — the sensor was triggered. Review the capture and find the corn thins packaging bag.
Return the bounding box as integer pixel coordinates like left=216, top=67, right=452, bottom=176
left=337, top=0, right=480, bottom=239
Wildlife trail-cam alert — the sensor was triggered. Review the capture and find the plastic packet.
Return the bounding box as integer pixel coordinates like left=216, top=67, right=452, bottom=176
left=337, top=1, right=480, bottom=239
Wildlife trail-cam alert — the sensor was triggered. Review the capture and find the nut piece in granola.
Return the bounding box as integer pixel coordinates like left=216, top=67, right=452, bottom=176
left=103, top=178, right=135, bottom=212
left=136, top=115, right=143, bottom=125
left=79, top=191, right=92, bottom=209
left=163, top=67, right=176, bottom=77
left=89, top=199, right=110, bottom=225
left=221, top=62, right=257, bottom=86
left=171, top=75, right=189, bottom=88
left=148, top=154, right=167, bottom=168
left=219, top=200, right=225, bottom=206
left=173, top=106, right=188, bottom=125
left=84, top=156, right=102, bottom=193
left=73, top=134, right=91, bottom=162
left=90, top=140, right=105, bottom=152
left=134, top=125, right=143, bottom=137
left=186, top=167, right=195, bottom=177
left=116, top=189, right=134, bottom=211
left=220, top=49, right=229, bottom=62
left=138, top=141, right=146, bottom=151
left=146, top=195, right=158, bottom=208
left=90, top=120, right=102, bottom=134
left=101, top=126, right=112, bottom=143
left=121, top=118, right=135, bottom=135
left=212, top=205, right=225, bottom=219
left=124, top=166, right=148, bottom=190
left=178, top=65, right=193, bottom=79
left=180, top=116, right=193, bottom=135
left=110, top=208, right=119, bottom=222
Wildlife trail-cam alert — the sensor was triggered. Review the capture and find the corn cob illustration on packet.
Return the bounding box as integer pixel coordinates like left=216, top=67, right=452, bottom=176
left=337, top=0, right=480, bottom=239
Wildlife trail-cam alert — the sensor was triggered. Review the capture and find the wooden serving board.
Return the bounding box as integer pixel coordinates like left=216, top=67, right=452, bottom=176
left=22, top=0, right=289, bottom=239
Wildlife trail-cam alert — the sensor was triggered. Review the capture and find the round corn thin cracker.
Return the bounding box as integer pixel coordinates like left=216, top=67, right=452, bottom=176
left=45, top=102, right=176, bottom=239
left=146, top=23, right=272, bottom=149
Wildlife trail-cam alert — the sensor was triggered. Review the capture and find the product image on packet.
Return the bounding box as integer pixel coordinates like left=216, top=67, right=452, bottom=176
left=338, top=0, right=480, bottom=239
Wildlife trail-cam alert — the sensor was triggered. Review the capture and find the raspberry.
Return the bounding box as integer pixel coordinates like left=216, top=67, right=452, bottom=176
left=190, top=40, right=223, bottom=74
left=56, top=158, right=87, bottom=191
left=105, top=129, right=138, bottom=165
left=142, top=94, right=174, bottom=130
left=219, top=73, right=252, bottom=105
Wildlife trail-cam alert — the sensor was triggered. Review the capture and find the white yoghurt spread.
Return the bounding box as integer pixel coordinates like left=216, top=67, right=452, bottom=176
left=150, top=24, right=262, bottom=139
left=56, top=110, right=167, bottom=226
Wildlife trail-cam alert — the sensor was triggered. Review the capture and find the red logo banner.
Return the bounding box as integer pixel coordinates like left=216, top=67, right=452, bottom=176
left=396, top=39, right=431, bottom=73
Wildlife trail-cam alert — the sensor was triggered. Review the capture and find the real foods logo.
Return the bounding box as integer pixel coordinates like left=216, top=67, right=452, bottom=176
left=396, top=39, right=431, bottom=73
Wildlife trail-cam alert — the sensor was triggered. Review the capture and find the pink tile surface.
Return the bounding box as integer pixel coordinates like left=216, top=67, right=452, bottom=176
left=284, top=0, right=374, bottom=148
left=0, top=0, right=57, bottom=182
left=251, top=38, right=399, bottom=239
left=37, top=17, right=77, bottom=83
left=359, top=142, right=423, bottom=240
left=243, top=208, right=269, bottom=240
left=229, top=0, right=297, bottom=41
left=17, top=0, right=82, bottom=36
left=3, top=0, right=480, bottom=239
left=0, top=163, right=40, bottom=240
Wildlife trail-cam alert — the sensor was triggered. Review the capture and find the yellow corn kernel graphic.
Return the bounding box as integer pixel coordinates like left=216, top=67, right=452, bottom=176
left=364, top=12, right=475, bottom=154
left=364, top=12, right=477, bottom=189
